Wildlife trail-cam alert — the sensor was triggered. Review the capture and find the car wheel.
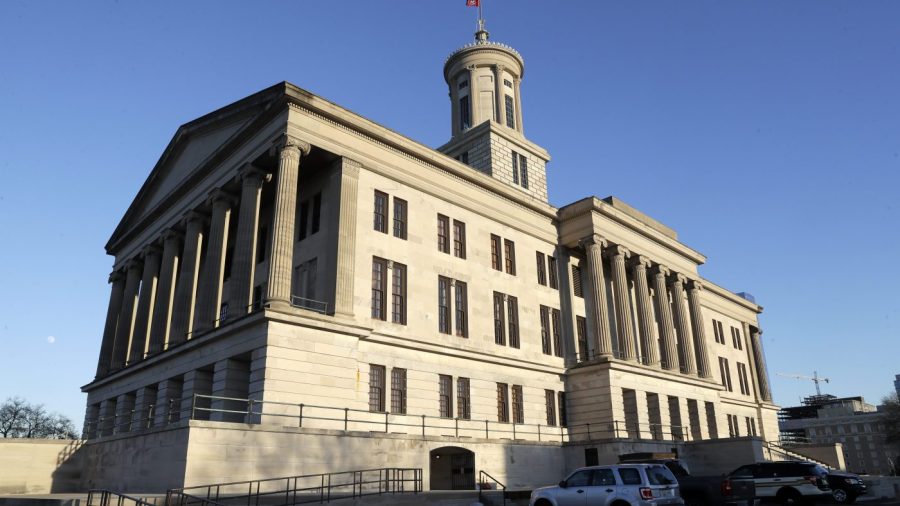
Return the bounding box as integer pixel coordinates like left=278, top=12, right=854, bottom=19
left=832, top=488, right=848, bottom=503
left=533, top=500, right=553, bottom=506
left=776, top=488, right=804, bottom=505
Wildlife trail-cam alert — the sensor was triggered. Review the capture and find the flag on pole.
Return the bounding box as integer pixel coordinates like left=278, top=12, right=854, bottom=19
left=466, top=0, right=480, bottom=6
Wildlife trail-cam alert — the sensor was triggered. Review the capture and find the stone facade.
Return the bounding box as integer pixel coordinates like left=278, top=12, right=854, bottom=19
left=80, top=27, right=780, bottom=491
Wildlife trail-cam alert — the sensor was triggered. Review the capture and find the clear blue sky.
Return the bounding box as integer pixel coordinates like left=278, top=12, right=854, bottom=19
left=1, top=1, right=898, bottom=427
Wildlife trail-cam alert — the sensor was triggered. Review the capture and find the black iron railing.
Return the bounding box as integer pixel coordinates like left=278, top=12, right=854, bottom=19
left=478, top=470, right=507, bottom=506
left=87, top=489, right=156, bottom=506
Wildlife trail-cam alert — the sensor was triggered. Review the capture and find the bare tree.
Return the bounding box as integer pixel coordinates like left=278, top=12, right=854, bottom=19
left=0, top=397, right=77, bottom=439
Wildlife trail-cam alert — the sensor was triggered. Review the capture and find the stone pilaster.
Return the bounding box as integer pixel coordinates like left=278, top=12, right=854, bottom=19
left=687, top=280, right=713, bottom=379
left=467, top=66, right=479, bottom=127
left=98, top=398, right=117, bottom=437
left=493, top=64, right=504, bottom=123
left=334, top=158, right=360, bottom=317
left=610, top=245, right=637, bottom=361
left=651, top=265, right=679, bottom=372
left=181, top=369, right=214, bottom=421
left=749, top=327, right=772, bottom=401
left=113, top=393, right=135, bottom=434
left=82, top=403, right=100, bottom=439
left=581, top=234, right=612, bottom=358
left=110, top=260, right=142, bottom=371
left=514, top=77, right=524, bottom=134
left=266, top=135, right=310, bottom=310
left=210, top=359, right=251, bottom=422
left=669, top=273, right=697, bottom=375
left=631, top=256, right=659, bottom=367
left=133, top=386, right=157, bottom=431
left=96, top=271, right=125, bottom=378
left=147, top=231, right=181, bottom=356
left=169, top=212, right=207, bottom=345
left=155, top=378, right=183, bottom=426
left=195, top=189, right=236, bottom=332
left=128, top=246, right=161, bottom=365
left=229, top=165, right=269, bottom=317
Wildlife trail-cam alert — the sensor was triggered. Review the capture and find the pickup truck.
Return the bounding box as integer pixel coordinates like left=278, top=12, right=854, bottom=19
left=618, top=455, right=756, bottom=506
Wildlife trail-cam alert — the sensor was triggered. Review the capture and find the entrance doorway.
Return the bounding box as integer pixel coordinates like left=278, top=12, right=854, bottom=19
left=429, top=446, right=475, bottom=490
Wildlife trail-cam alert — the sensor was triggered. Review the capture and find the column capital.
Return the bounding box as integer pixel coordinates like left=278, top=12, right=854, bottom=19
left=181, top=210, right=209, bottom=228
left=275, top=134, right=311, bottom=158
left=650, top=264, right=670, bottom=278
left=108, top=270, right=124, bottom=283
left=206, top=188, right=238, bottom=208
left=238, top=163, right=272, bottom=184
left=669, top=272, right=688, bottom=286
left=629, top=255, right=652, bottom=270
left=161, top=227, right=183, bottom=243
left=141, top=244, right=162, bottom=259
left=125, top=258, right=143, bottom=271
left=579, top=233, right=607, bottom=250
left=688, top=279, right=704, bottom=292
left=607, top=244, right=631, bottom=259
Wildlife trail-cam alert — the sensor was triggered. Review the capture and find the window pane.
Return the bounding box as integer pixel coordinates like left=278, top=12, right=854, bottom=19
left=490, top=234, right=502, bottom=270
left=548, top=256, right=558, bottom=289
left=439, top=374, right=452, bottom=418
left=393, top=198, right=407, bottom=239
left=558, top=391, right=567, bottom=427
left=374, top=191, right=388, bottom=233
left=497, top=383, right=509, bottom=423
left=511, top=150, right=519, bottom=184
left=536, top=251, right=546, bottom=286
left=453, top=220, right=466, bottom=259
left=438, top=277, right=451, bottom=334
left=572, top=265, right=583, bottom=297
left=540, top=305, right=551, bottom=355
left=371, top=258, right=386, bottom=320
left=391, top=368, right=406, bottom=414
left=512, top=385, right=524, bottom=424
left=437, top=214, right=450, bottom=253
left=545, top=390, right=556, bottom=426
left=507, top=296, right=519, bottom=348
left=618, top=468, right=642, bottom=485
left=459, top=95, right=470, bottom=130
left=455, top=281, right=468, bottom=337
left=457, top=377, right=470, bottom=419
left=392, top=263, right=406, bottom=324
left=551, top=308, right=562, bottom=357
left=493, top=292, right=506, bottom=345
left=504, top=239, right=516, bottom=275
left=576, top=316, right=587, bottom=359
left=369, top=365, right=385, bottom=412
left=519, top=155, right=528, bottom=189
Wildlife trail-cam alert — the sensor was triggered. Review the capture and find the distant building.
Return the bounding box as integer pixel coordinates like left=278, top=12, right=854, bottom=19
left=779, top=395, right=894, bottom=475
left=894, top=374, right=899, bottom=398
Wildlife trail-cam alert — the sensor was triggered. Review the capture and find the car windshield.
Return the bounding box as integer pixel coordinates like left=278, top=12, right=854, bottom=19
left=646, top=465, right=677, bottom=485
left=812, top=465, right=829, bottom=476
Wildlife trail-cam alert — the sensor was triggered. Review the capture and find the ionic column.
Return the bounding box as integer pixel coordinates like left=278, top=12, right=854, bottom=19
left=109, top=260, right=142, bottom=371
left=493, top=64, right=504, bottom=123
left=147, top=231, right=181, bottom=356
left=229, top=165, right=269, bottom=318
left=334, top=158, right=360, bottom=317
left=96, top=271, right=125, bottom=377
left=651, top=265, right=679, bottom=372
left=467, top=66, right=479, bottom=127
left=631, top=256, right=659, bottom=367
left=266, top=135, right=310, bottom=310
left=610, top=245, right=637, bottom=361
left=581, top=234, right=612, bottom=358
left=128, top=246, right=162, bottom=365
left=687, top=280, right=713, bottom=379
left=749, top=327, right=772, bottom=401
left=514, top=77, right=524, bottom=134
left=169, top=212, right=207, bottom=345
left=194, top=189, right=236, bottom=332
left=669, top=273, right=697, bottom=375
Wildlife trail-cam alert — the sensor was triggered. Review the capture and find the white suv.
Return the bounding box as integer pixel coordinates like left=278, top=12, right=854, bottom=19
left=727, top=462, right=831, bottom=504
left=529, top=464, right=684, bottom=506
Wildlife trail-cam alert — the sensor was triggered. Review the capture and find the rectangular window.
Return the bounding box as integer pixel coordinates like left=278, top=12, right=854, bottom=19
left=437, top=214, right=450, bottom=253
left=438, top=276, right=451, bottom=334
left=746, top=417, right=757, bottom=436
left=493, top=292, right=506, bottom=345
left=511, top=384, right=524, bottom=424
left=731, top=326, right=743, bottom=350
left=374, top=191, right=388, bottom=233
left=371, top=257, right=387, bottom=320
left=558, top=392, right=567, bottom=427
left=459, top=80, right=468, bottom=89
left=457, top=377, right=471, bottom=419
left=497, top=383, right=510, bottom=423
left=519, top=154, right=528, bottom=189
left=453, top=220, right=466, bottom=259
left=455, top=281, right=468, bottom=337
left=505, top=95, right=515, bottom=128
left=311, top=192, right=322, bottom=234
left=503, top=79, right=512, bottom=88
left=576, top=316, right=587, bottom=359
left=439, top=374, right=452, bottom=418
left=391, top=368, right=407, bottom=414
left=460, top=151, right=469, bottom=164
left=536, top=251, right=547, bottom=285
left=392, top=262, right=407, bottom=325
left=719, top=357, right=733, bottom=392
left=369, top=365, right=385, bottom=412
left=298, top=200, right=310, bottom=240
left=504, top=239, right=516, bottom=275
left=572, top=265, right=583, bottom=297
left=540, top=305, right=552, bottom=355
left=545, top=390, right=557, bottom=426
left=714, top=320, right=726, bottom=344
left=548, top=256, right=558, bottom=289
left=551, top=308, right=563, bottom=357
left=490, top=234, right=502, bottom=270
left=393, top=197, right=407, bottom=239
left=293, top=258, right=318, bottom=301
left=737, top=363, right=750, bottom=395
left=459, top=95, right=470, bottom=130
left=511, top=150, right=519, bottom=185
left=705, top=401, right=718, bottom=439
left=507, top=295, right=520, bottom=348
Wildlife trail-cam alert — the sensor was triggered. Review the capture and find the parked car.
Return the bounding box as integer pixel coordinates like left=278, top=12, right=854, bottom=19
left=619, top=456, right=757, bottom=506
left=826, top=472, right=867, bottom=504
left=529, top=464, right=684, bottom=506
left=727, top=461, right=830, bottom=504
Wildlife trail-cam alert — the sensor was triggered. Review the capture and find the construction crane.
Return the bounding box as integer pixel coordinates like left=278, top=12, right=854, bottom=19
left=777, top=370, right=830, bottom=396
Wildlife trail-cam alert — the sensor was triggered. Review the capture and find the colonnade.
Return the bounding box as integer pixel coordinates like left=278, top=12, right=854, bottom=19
left=95, top=136, right=310, bottom=377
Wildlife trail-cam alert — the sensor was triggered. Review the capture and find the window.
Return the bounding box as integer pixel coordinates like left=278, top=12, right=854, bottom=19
left=453, top=220, right=466, bottom=259
left=512, top=151, right=519, bottom=185
left=459, top=152, right=469, bottom=165
left=311, top=192, right=322, bottom=234
left=298, top=200, right=310, bottom=240
left=439, top=374, right=452, bottom=418
left=293, top=258, right=318, bottom=302
left=504, top=239, right=516, bottom=275
left=558, top=392, right=567, bottom=427
left=507, top=295, right=520, bottom=348
left=493, top=292, right=506, bottom=345
left=719, top=357, right=733, bottom=392
left=459, top=80, right=468, bottom=89
left=457, top=377, right=471, bottom=419
left=745, top=416, right=757, bottom=437
left=713, top=319, right=726, bottom=344
left=459, top=95, right=470, bottom=130
left=369, top=365, right=385, bottom=412
left=511, top=384, right=524, bottom=424
left=536, top=252, right=547, bottom=285
left=437, top=214, right=450, bottom=253
left=455, top=281, right=468, bottom=337
left=393, top=198, right=407, bottom=239
left=576, top=316, right=587, bottom=358
left=371, top=257, right=387, bottom=320
left=497, top=383, right=510, bottom=423
left=490, top=234, right=502, bottom=270
left=545, top=390, right=557, bottom=426
left=540, top=305, right=552, bottom=355
left=548, top=256, right=558, bottom=289
left=731, top=326, right=743, bottom=350
left=391, top=368, right=407, bottom=414
left=438, top=276, right=451, bottom=334
left=374, top=191, right=388, bottom=233
left=519, top=154, right=528, bottom=189
left=619, top=468, right=642, bottom=485
left=572, top=265, right=583, bottom=297
left=551, top=308, right=563, bottom=357
left=727, top=414, right=740, bottom=437
left=737, top=363, right=750, bottom=395
left=219, top=303, right=228, bottom=323
left=391, top=262, right=406, bottom=325
left=503, top=79, right=512, bottom=88
left=505, top=95, right=515, bottom=128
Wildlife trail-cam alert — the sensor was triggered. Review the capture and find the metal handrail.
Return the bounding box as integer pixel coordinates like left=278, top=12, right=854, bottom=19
left=762, top=441, right=832, bottom=469
left=478, top=470, right=507, bottom=506
left=87, top=489, right=156, bottom=506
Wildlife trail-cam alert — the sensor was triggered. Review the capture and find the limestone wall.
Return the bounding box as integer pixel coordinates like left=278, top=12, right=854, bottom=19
left=0, top=439, right=83, bottom=494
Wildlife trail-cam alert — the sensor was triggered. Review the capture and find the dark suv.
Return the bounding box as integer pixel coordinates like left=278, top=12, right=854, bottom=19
left=728, top=462, right=830, bottom=504
left=826, top=471, right=867, bottom=504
